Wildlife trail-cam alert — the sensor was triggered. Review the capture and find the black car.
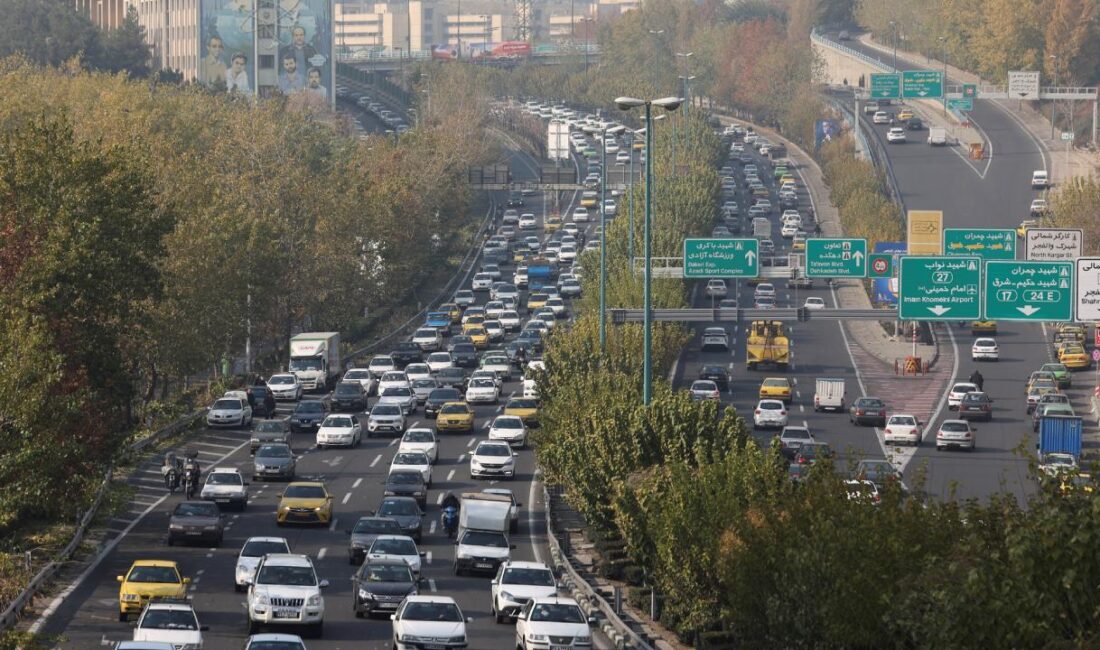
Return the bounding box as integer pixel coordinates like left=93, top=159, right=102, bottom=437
left=849, top=397, right=887, bottom=427
left=391, top=342, right=423, bottom=367
left=425, top=387, right=464, bottom=418
left=515, top=330, right=544, bottom=354
left=505, top=339, right=537, bottom=362
left=250, top=418, right=291, bottom=453
left=331, top=381, right=369, bottom=412
left=698, top=365, right=730, bottom=391
left=451, top=343, right=478, bottom=368
left=507, top=191, right=524, bottom=207
left=352, top=558, right=420, bottom=617
left=906, top=117, right=923, bottom=130
left=957, top=391, right=993, bottom=421
left=384, top=470, right=428, bottom=508
left=447, top=335, right=474, bottom=352
left=290, top=400, right=329, bottom=433
left=346, top=515, right=403, bottom=564
left=246, top=385, right=277, bottom=418
left=376, top=496, right=423, bottom=542
left=434, top=368, right=468, bottom=391
left=167, top=501, right=224, bottom=546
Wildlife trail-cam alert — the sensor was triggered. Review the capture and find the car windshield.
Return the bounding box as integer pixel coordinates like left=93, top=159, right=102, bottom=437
left=783, top=429, right=811, bottom=440
left=296, top=402, right=324, bottom=413
left=460, top=530, right=508, bottom=547
left=140, top=609, right=198, bottom=630
left=388, top=471, right=423, bottom=485
left=269, top=376, right=294, bottom=385
left=241, top=540, right=290, bottom=557
left=373, top=405, right=401, bottom=416
left=759, top=402, right=783, bottom=411
left=370, top=357, right=394, bottom=367
left=213, top=399, right=241, bottom=410
left=692, top=382, right=717, bottom=391
left=889, top=416, right=916, bottom=426
left=394, top=451, right=428, bottom=465
left=530, top=603, right=585, bottom=623
left=361, top=563, right=415, bottom=583
left=247, top=642, right=305, bottom=650
left=440, top=404, right=468, bottom=414
left=207, top=472, right=242, bottom=485
left=430, top=389, right=462, bottom=400
left=354, top=517, right=401, bottom=534
left=382, top=372, right=406, bottom=382
left=429, top=353, right=451, bottom=362
left=961, top=393, right=987, bottom=403
left=256, top=564, right=316, bottom=586
left=383, top=387, right=412, bottom=398
left=254, top=421, right=286, bottom=433
left=284, top=485, right=326, bottom=499
left=174, top=503, right=219, bottom=517
left=471, top=378, right=496, bottom=388
left=509, top=399, right=536, bottom=409
left=413, top=379, right=437, bottom=389
left=502, top=567, right=555, bottom=586
left=941, top=421, right=969, bottom=432
left=289, top=359, right=322, bottom=371
left=477, top=444, right=511, bottom=457
left=335, top=384, right=361, bottom=396
left=857, top=399, right=883, bottom=409
left=379, top=499, right=419, bottom=516
left=402, top=602, right=463, bottom=622
left=256, top=444, right=292, bottom=458
left=323, top=416, right=354, bottom=428
left=127, top=566, right=180, bottom=583
left=495, top=418, right=523, bottom=429
left=454, top=344, right=475, bottom=354
left=371, top=538, right=418, bottom=555
left=404, top=431, right=434, bottom=445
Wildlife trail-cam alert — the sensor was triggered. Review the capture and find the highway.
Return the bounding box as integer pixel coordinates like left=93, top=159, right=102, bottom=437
left=39, top=136, right=610, bottom=649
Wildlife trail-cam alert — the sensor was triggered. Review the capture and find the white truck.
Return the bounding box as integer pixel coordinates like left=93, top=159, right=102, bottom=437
left=454, top=492, right=513, bottom=576
left=813, top=377, right=846, bottom=412
left=752, top=217, right=771, bottom=240
left=289, top=332, right=341, bottom=392
left=927, top=127, right=947, bottom=146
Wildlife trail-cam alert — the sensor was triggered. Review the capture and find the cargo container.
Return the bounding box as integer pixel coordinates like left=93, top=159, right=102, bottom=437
left=1039, top=415, right=1083, bottom=457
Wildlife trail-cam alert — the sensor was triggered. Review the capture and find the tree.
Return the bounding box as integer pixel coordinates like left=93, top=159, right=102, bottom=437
left=100, top=5, right=151, bottom=78
left=0, top=0, right=101, bottom=67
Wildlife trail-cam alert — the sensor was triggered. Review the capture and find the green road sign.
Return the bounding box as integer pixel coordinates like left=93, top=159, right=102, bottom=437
left=898, top=256, right=981, bottom=320
left=870, top=73, right=901, bottom=99
left=805, top=238, right=867, bottom=278
left=868, top=254, right=894, bottom=278
left=683, top=238, right=759, bottom=278
left=947, top=97, right=973, bottom=111
left=962, top=83, right=977, bottom=98
left=983, top=260, right=1073, bottom=321
left=944, top=228, right=1016, bottom=260
left=902, top=70, right=944, bottom=99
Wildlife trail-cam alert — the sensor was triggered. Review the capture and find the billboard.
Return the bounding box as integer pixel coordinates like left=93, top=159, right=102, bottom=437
left=814, top=119, right=840, bottom=151
left=277, top=0, right=334, bottom=104
left=432, top=44, right=459, bottom=60
left=872, top=241, right=906, bottom=305
left=468, top=41, right=533, bottom=60
left=199, top=0, right=256, bottom=93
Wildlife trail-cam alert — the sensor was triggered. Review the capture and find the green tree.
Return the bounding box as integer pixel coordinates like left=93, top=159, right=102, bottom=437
left=100, top=5, right=151, bottom=78
left=0, top=0, right=101, bottom=67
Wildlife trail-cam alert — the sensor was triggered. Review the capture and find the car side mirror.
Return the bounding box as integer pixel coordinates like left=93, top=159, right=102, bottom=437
left=183, top=577, right=192, bottom=584
left=390, top=614, right=397, bottom=621
left=588, top=616, right=598, bottom=626
left=319, top=579, right=329, bottom=588
left=117, top=575, right=124, bottom=582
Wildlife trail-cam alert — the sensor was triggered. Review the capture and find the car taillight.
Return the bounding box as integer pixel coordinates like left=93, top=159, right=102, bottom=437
left=884, top=428, right=892, bottom=434
left=856, top=409, right=865, bottom=415
left=964, top=431, right=972, bottom=438
left=755, top=409, right=761, bottom=414
left=780, top=410, right=786, bottom=415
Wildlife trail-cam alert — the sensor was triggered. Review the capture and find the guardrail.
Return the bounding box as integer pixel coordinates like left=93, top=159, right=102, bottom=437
left=609, top=307, right=897, bottom=323
left=544, top=486, right=655, bottom=650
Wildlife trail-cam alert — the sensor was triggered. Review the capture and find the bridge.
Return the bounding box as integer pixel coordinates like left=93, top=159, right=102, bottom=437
left=337, top=44, right=600, bottom=72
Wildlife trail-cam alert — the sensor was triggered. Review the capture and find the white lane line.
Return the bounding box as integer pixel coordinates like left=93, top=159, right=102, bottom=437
left=802, top=420, right=809, bottom=428
left=447, top=469, right=456, bottom=481
left=353, top=478, right=363, bottom=488
left=795, top=390, right=802, bottom=398
left=467, top=438, right=476, bottom=447
left=318, top=547, right=328, bottom=560
left=342, top=492, right=352, bottom=505
left=791, top=377, right=798, bottom=386
left=411, top=421, right=421, bottom=428
left=428, top=579, right=438, bottom=593
left=436, top=493, right=445, bottom=505
left=370, top=454, right=382, bottom=468
left=389, top=438, right=398, bottom=447
left=798, top=405, right=805, bottom=413
left=483, top=421, right=492, bottom=430
left=429, top=520, right=437, bottom=534
left=329, top=517, right=338, bottom=532
left=458, top=454, right=467, bottom=463
left=426, top=551, right=433, bottom=564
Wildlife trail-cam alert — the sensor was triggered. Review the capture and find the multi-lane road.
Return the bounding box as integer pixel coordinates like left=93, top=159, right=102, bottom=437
left=39, top=136, right=613, bottom=648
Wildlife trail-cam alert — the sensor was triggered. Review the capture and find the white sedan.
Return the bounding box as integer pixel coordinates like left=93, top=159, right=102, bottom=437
left=404, top=363, right=432, bottom=383
left=398, top=428, right=439, bottom=464
left=472, top=273, right=493, bottom=291
left=803, top=297, right=826, bottom=310
left=390, top=451, right=433, bottom=485
left=705, top=279, right=728, bottom=298
left=518, top=214, right=538, bottom=229
left=971, top=338, right=999, bottom=361
left=572, top=207, right=590, bottom=222
left=369, top=536, right=424, bottom=578
left=342, top=368, right=376, bottom=396
left=780, top=222, right=800, bottom=238
left=465, top=377, right=500, bottom=404
left=883, top=414, right=922, bottom=446
left=267, top=373, right=302, bottom=401
left=316, top=414, right=362, bottom=449
left=488, top=415, right=528, bottom=448
left=425, top=352, right=453, bottom=373
left=377, top=371, right=410, bottom=394
left=872, top=111, right=891, bottom=124
left=515, top=597, right=592, bottom=650
left=886, top=127, right=907, bottom=143
left=947, top=382, right=979, bottom=409
left=753, top=399, right=789, bottom=429
left=391, top=596, right=465, bottom=645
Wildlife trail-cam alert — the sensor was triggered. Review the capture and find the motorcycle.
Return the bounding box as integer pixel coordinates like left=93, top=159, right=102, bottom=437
left=163, top=465, right=180, bottom=493
left=183, top=463, right=201, bottom=500
left=441, top=505, right=459, bottom=539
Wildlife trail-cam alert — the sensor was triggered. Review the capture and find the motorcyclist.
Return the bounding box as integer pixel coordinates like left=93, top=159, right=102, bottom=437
left=183, top=451, right=202, bottom=499
left=440, top=493, right=460, bottom=538
left=969, top=369, right=984, bottom=391
left=162, top=452, right=183, bottom=491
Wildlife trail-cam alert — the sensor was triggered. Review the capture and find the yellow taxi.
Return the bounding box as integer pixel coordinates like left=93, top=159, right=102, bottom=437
left=752, top=186, right=770, bottom=198
left=462, top=315, right=486, bottom=334
left=436, top=402, right=475, bottom=432
left=117, top=560, right=189, bottom=621
left=971, top=320, right=997, bottom=335
left=467, top=326, right=490, bottom=348
left=1059, top=473, right=1094, bottom=495
left=1026, top=370, right=1058, bottom=395
left=440, top=302, right=462, bottom=324
left=779, top=177, right=797, bottom=189
left=504, top=397, right=540, bottom=426
left=1058, top=324, right=1087, bottom=343
left=1017, top=219, right=1039, bottom=238
left=896, top=108, right=915, bottom=121
left=1058, top=344, right=1091, bottom=369
left=544, top=214, right=562, bottom=232
left=527, top=293, right=549, bottom=311
left=792, top=235, right=807, bottom=252
left=759, top=377, right=793, bottom=404
left=276, top=481, right=334, bottom=526
left=633, top=139, right=645, bottom=151
left=580, top=192, right=599, bottom=208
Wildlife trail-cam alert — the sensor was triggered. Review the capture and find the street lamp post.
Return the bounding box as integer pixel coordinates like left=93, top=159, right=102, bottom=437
left=628, top=127, right=639, bottom=262
left=599, top=124, right=625, bottom=352
left=1050, top=54, right=1059, bottom=140
left=615, top=96, right=683, bottom=405
left=889, top=21, right=897, bottom=71
left=938, top=36, right=947, bottom=115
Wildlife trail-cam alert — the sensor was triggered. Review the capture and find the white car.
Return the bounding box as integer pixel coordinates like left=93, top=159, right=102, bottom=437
left=368, top=535, right=424, bottom=578
left=377, top=371, right=410, bottom=394
left=515, top=597, right=593, bottom=650
left=484, top=301, right=506, bottom=319
left=470, top=440, right=517, bottom=480
left=701, top=327, right=729, bottom=351
left=391, top=596, right=466, bottom=650
left=489, top=415, right=528, bottom=448
left=207, top=395, right=253, bottom=428
left=753, top=399, right=788, bottom=429
left=453, top=290, right=476, bottom=308
left=367, top=403, right=406, bottom=436
left=404, top=363, right=432, bottom=383
left=412, top=328, right=442, bottom=351
left=368, top=355, right=397, bottom=376
left=947, top=382, right=979, bottom=409
left=426, top=352, right=454, bottom=373
left=499, top=310, right=522, bottom=331
left=316, top=414, right=362, bottom=449
left=398, top=428, right=439, bottom=464
left=200, top=467, right=249, bottom=510
left=780, top=222, right=800, bottom=238
left=235, top=536, right=291, bottom=592
left=615, top=151, right=630, bottom=164
left=971, top=338, right=999, bottom=361
left=559, top=244, right=577, bottom=263
left=572, top=207, right=590, bottom=222
left=342, top=368, right=377, bottom=396
left=872, top=111, right=891, bottom=124
left=491, top=561, right=557, bottom=622
left=936, top=419, right=975, bottom=451
left=804, top=297, right=826, bottom=310
left=243, top=635, right=306, bottom=650
left=481, top=354, right=513, bottom=380
left=705, top=279, right=728, bottom=298
left=267, top=373, right=303, bottom=401
left=391, top=451, right=433, bottom=485
left=884, top=414, right=922, bottom=446
left=483, top=320, right=505, bottom=341
left=472, top=273, right=493, bottom=291
left=466, top=377, right=501, bottom=404
left=545, top=297, right=567, bottom=317
left=246, top=554, right=327, bottom=637
left=886, top=127, right=907, bottom=143
left=603, top=200, right=617, bottom=216
left=1039, top=452, right=1078, bottom=476
left=132, top=602, right=205, bottom=649
left=518, top=213, right=538, bottom=229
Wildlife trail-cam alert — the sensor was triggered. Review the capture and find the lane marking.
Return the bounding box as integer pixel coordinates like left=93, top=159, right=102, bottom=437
left=447, top=469, right=456, bottom=481
left=429, top=520, right=437, bottom=534
left=370, top=454, right=382, bottom=468
left=425, top=551, right=433, bottom=564
left=428, top=579, right=438, bottom=593
left=329, top=517, right=338, bottom=532
left=353, top=478, right=363, bottom=488
left=318, top=547, right=328, bottom=560
left=436, top=493, right=445, bottom=505
left=342, top=492, right=352, bottom=505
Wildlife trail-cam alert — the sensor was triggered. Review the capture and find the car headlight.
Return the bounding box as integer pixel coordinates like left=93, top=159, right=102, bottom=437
left=528, top=634, right=549, bottom=642
left=503, top=458, right=515, bottom=466
left=358, top=589, right=373, bottom=600
left=307, top=594, right=322, bottom=607
left=169, top=524, right=183, bottom=530
left=413, top=491, right=424, bottom=497
left=400, top=634, right=425, bottom=643
left=577, top=634, right=592, bottom=643
left=447, top=636, right=467, bottom=643
left=470, top=459, right=481, bottom=468
left=500, top=591, right=518, bottom=602
left=253, top=594, right=270, bottom=605
left=314, top=506, right=323, bottom=512
left=122, top=593, right=140, bottom=601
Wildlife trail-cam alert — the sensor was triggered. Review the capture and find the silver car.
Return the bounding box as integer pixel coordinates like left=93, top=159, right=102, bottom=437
left=252, top=443, right=296, bottom=481
left=368, top=403, right=407, bottom=436
left=378, top=386, right=417, bottom=415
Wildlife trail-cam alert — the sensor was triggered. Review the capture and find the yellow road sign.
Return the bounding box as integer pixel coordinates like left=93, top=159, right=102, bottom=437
left=907, top=210, right=944, bottom=255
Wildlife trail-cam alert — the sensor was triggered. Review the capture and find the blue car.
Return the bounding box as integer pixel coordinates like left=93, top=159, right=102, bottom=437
left=425, top=312, right=452, bottom=331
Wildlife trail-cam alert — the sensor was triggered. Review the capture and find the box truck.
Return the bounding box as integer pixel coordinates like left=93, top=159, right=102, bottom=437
left=813, top=378, right=846, bottom=412
left=288, top=332, right=341, bottom=392
left=1039, top=415, right=1082, bottom=457
left=454, top=493, right=513, bottom=575
left=927, top=127, right=947, bottom=146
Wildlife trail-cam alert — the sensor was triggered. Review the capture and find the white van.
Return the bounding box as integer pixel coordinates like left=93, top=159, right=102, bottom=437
left=813, top=378, right=846, bottom=412
left=1031, top=170, right=1049, bottom=189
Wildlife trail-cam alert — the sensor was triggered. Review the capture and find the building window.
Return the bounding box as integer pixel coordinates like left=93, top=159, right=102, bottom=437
left=259, top=54, right=274, bottom=69
left=423, top=7, right=432, bottom=18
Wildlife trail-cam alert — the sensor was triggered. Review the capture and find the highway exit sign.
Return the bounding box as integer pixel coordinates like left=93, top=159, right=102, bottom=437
left=943, top=228, right=1016, bottom=260
left=805, top=238, right=868, bottom=278
left=683, top=238, right=759, bottom=278
left=947, top=97, right=973, bottom=111
left=898, top=256, right=981, bottom=320
left=870, top=73, right=901, bottom=99
left=902, top=70, right=944, bottom=99
left=983, top=261, right=1072, bottom=321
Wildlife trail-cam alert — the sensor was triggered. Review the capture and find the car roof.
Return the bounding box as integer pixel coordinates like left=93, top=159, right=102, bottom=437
left=244, top=536, right=290, bottom=544
left=129, top=559, right=180, bottom=568
left=405, top=595, right=459, bottom=603
left=287, top=481, right=325, bottom=488
left=260, top=553, right=314, bottom=567
left=502, top=560, right=550, bottom=570
left=529, top=596, right=581, bottom=606
left=246, top=634, right=306, bottom=643
left=209, top=467, right=241, bottom=475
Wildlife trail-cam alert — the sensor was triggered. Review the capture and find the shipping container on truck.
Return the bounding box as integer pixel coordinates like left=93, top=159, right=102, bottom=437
left=1039, top=415, right=1083, bottom=457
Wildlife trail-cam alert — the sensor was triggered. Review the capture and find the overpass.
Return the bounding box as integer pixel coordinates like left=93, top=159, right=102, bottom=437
left=337, top=44, right=600, bottom=72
